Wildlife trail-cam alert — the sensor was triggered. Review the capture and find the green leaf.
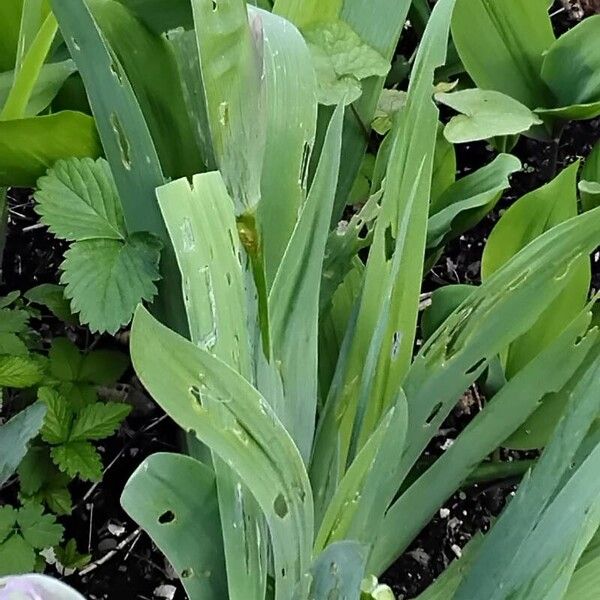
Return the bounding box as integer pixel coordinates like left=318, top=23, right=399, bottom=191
left=25, top=284, right=76, bottom=323
left=427, top=153, right=522, bottom=249
left=80, top=349, right=129, bottom=385
left=34, top=158, right=126, bottom=242
left=0, top=355, right=43, bottom=387
left=0, top=333, right=28, bottom=356
left=0, top=111, right=102, bottom=188
left=17, top=503, right=63, bottom=549
left=121, top=453, right=227, bottom=600
left=60, top=232, right=162, bottom=334
left=540, top=15, right=600, bottom=114
left=273, top=0, right=342, bottom=28
left=431, top=123, right=456, bottom=203
left=269, top=103, right=344, bottom=461
left=581, top=139, right=600, bottom=211
left=372, top=88, right=406, bottom=135
left=436, top=89, right=542, bottom=144
left=54, top=539, right=91, bottom=570
left=304, top=20, right=390, bottom=106
left=482, top=162, right=590, bottom=390
left=0, top=402, right=46, bottom=486
left=451, top=0, right=555, bottom=110
left=18, top=447, right=56, bottom=496
left=49, top=338, right=82, bottom=382
left=0, top=0, right=23, bottom=72
left=0, top=308, right=29, bottom=333
left=41, top=485, right=73, bottom=516
left=0, top=506, right=17, bottom=543
left=70, top=402, right=131, bottom=441
left=421, top=284, right=475, bottom=341
left=39, top=387, right=73, bottom=445
left=51, top=441, right=103, bottom=482
left=0, top=533, right=35, bottom=576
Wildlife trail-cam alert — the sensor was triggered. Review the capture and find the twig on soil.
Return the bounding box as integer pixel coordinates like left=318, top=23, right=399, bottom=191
left=79, top=528, right=142, bottom=576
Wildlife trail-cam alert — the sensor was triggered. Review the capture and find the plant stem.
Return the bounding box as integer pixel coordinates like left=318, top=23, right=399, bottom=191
left=464, top=458, right=536, bottom=487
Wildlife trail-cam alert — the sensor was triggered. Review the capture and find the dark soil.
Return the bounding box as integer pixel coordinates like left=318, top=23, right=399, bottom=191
left=2, top=3, right=600, bottom=600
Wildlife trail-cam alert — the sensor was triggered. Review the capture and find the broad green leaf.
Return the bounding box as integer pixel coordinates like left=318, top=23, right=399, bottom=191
left=0, top=0, right=23, bottom=72
left=0, top=308, right=28, bottom=333
left=17, top=446, right=56, bottom=496
left=17, top=503, right=63, bottom=549
left=294, top=541, right=367, bottom=600
left=0, top=506, right=16, bottom=543
left=436, top=89, right=542, bottom=144
left=269, top=103, right=344, bottom=462
left=451, top=0, right=555, bottom=110
left=428, top=153, right=521, bottom=249
left=272, top=0, right=342, bottom=28
left=48, top=338, right=82, bottom=382
left=69, top=402, right=131, bottom=441
left=121, top=453, right=227, bottom=600
left=88, top=0, right=202, bottom=180
left=0, top=574, right=86, bottom=599
left=0, top=12, right=58, bottom=121
left=60, top=232, right=162, bottom=334
left=454, top=349, right=600, bottom=600
left=79, top=350, right=128, bottom=385
left=0, top=355, right=43, bottom=388
left=431, top=124, right=456, bottom=203
left=370, top=205, right=600, bottom=572
left=421, top=284, right=475, bottom=341
left=374, top=309, right=597, bottom=571
left=192, top=0, right=265, bottom=213
left=581, top=139, right=600, bottom=211
left=540, top=16, right=600, bottom=113
left=35, top=158, right=126, bottom=242
left=39, top=387, right=73, bottom=444
left=0, top=534, right=35, bottom=576
left=25, top=284, right=75, bottom=323
left=482, top=162, right=590, bottom=394
left=304, top=20, right=390, bottom=106
left=51, top=441, right=103, bottom=481
left=0, top=60, right=77, bottom=117
left=0, top=333, right=27, bottom=357
left=15, top=0, right=52, bottom=73
left=535, top=99, right=600, bottom=122
left=130, top=306, right=314, bottom=600
left=0, top=402, right=46, bottom=486
left=115, top=0, right=193, bottom=34
left=50, top=0, right=187, bottom=334
left=253, top=6, right=318, bottom=287
left=0, top=111, right=101, bottom=188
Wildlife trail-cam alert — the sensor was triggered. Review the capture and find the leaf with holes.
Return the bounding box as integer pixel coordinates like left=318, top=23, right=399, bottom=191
left=60, top=232, right=162, bottom=334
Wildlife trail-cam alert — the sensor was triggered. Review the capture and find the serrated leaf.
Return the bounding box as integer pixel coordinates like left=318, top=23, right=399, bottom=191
left=0, top=506, right=17, bottom=544
left=0, top=533, right=36, bottom=576
left=60, top=232, right=162, bottom=334
left=42, top=486, right=73, bottom=516
left=0, top=291, right=20, bottom=309
left=305, top=20, right=389, bottom=106
left=25, top=284, right=76, bottom=323
left=17, top=503, right=64, bottom=549
left=39, top=387, right=73, bottom=445
left=80, top=350, right=129, bottom=385
left=0, top=355, right=42, bottom=388
left=436, top=89, right=543, bottom=144
left=372, top=89, right=407, bottom=135
left=51, top=441, right=103, bottom=482
left=70, top=402, right=131, bottom=441
left=34, top=157, right=126, bottom=242
left=58, top=381, right=97, bottom=410
left=49, top=338, right=82, bottom=382
left=54, top=539, right=91, bottom=570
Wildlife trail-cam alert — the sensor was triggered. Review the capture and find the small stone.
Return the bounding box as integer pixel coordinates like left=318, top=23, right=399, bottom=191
left=451, top=544, right=463, bottom=558
left=439, top=508, right=450, bottom=518
left=154, top=584, right=177, bottom=599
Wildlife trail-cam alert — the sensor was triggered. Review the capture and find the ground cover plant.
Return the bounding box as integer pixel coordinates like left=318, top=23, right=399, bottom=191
left=1, top=0, right=600, bottom=599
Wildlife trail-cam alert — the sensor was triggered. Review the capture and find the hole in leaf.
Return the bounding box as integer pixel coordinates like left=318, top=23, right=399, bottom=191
left=273, top=493, right=288, bottom=518
left=109, top=113, right=132, bottom=170
left=181, top=568, right=194, bottom=578
left=426, top=402, right=443, bottom=425
left=212, top=0, right=217, bottom=10
left=391, top=331, right=402, bottom=360
left=465, top=357, right=486, bottom=375
left=158, top=510, right=175, bottom=524
left=71, top=37, right=81, bottom=51
left=299, top=142, right=311, bottom=188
